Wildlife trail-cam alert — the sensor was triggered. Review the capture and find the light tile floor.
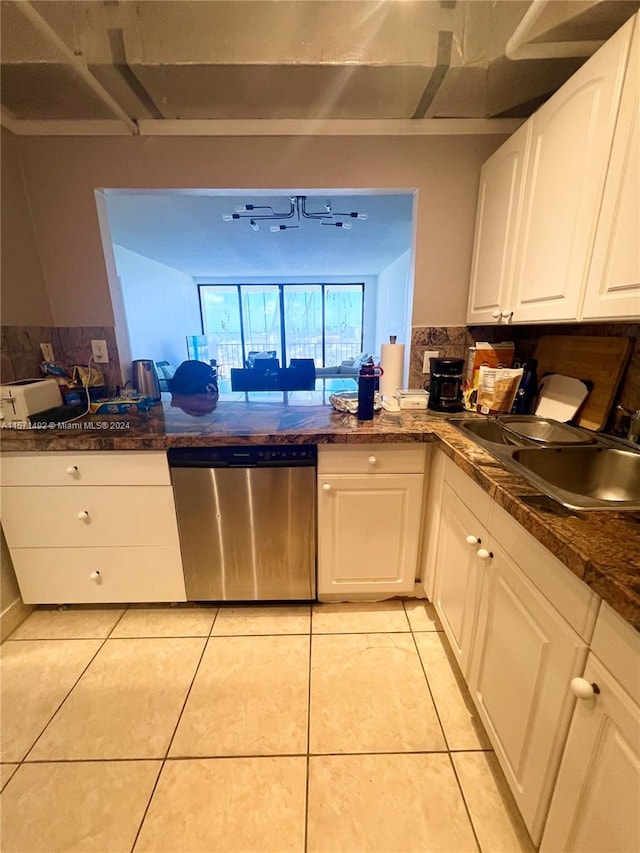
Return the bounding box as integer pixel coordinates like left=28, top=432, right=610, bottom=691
left=0, top=600, right=534, bottom=853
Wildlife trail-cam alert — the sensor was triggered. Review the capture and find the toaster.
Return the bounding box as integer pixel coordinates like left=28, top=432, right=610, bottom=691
left=0, top=378, right=63, bottom=425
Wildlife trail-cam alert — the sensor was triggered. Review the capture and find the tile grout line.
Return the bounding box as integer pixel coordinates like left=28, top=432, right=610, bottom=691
left=131, top=607, right=220, bottom=853
left=129, top=612, right=217, bottom=853
left=17, top=607, right=130, bottom=766
left=406, top=602, right=484, bottom=853
left=304, top=611, right=313, bottom=853
left=446, top=751, right=484, bottom=853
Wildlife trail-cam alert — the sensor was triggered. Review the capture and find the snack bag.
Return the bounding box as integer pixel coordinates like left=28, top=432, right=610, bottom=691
left=476, top=366, right=523, bottom=415
left=463, top=342, right=515, bottom=411
left=71, top=365, right=105, bottom=388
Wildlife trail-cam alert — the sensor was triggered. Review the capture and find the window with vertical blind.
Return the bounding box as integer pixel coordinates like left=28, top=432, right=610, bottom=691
left=199, top=283, right=364, bottom=373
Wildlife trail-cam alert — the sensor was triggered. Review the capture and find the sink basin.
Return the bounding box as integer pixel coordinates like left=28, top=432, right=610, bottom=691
left=452, top=416, right=595, bottom=448
left=453, top=418, right=521, bottom=446
left=450, top=416, right=640, bottom=511
left=511, top=446, right=640, bottom=505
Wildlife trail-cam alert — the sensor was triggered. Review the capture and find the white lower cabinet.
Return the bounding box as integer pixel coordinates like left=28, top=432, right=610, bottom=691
left=427, top=451, right=607, bottom=847
left=540, top=602, right=640, bottom=852
left=540, top=653, right=640, bottom=853
left=433, top=482, right=489, bottom=678
left=317, top=444, right=426, bottom=597
left=468, top=539, right=589, bottom=844
left=0, top=451, right=186, bottom=604
left=9, top=546, right=185, bottom=604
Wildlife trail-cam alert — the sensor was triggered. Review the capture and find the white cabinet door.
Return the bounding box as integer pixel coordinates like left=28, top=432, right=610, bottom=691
left=540, top=653, right=640, bottom=853
left=432, top=482, right=489, bottom=678
left=583, top=17, right=640, bottom=320
left=511, top=17, right=634, bottom=323
left=466, top=122, right=530, bottom=325
left=317, top=474, right=423, bottom=596
left=468, top=540, right=589, bottom=845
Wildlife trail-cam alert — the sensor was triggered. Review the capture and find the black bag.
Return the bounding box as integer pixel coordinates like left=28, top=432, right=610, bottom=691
left=168, top=361, right=219, bottom=396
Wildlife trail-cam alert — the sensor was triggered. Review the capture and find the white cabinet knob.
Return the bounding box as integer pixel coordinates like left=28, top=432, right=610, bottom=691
left=465, top=535, right=480, bottom=545
left=491, top=310, right=501, bottom=319
left=89, top=571, right=102, bottom=583
left=368, top=456, right=377, bottom=465
left=570, top=677, right=600, bottom=699
left=322, top=483, right=332, bottom=492
left=477, top=548, right=493, bottom=561
left=77, top=510, right=90, bottom=520
left=66, top=466, right=78, bottom=475
left=501, top=311, right=514, bottom=321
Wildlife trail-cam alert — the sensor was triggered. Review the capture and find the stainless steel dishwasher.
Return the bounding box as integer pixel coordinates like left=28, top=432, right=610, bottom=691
left=168, top=446, right=316, bottom=601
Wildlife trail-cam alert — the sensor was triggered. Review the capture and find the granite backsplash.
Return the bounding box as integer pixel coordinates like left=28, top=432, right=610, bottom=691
left=0, top=326, right=122, bottom=393
left=410, top=322, right=640, bottom=436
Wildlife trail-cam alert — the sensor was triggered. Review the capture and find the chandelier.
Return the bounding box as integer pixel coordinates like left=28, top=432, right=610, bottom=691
left=222, top=195, right=368, bottom=232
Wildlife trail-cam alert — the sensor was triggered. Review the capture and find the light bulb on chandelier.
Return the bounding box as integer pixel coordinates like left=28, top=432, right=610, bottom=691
left=223, top=195, right=367, bottom=231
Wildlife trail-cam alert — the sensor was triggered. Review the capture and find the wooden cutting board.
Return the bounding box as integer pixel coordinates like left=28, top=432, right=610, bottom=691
left=534, top=336, right=632, bottom=431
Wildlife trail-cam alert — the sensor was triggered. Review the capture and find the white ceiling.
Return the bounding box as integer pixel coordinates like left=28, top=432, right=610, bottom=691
left=105, top=191, right=415, bottom=277
left=2, top=1, right=639, bottom=131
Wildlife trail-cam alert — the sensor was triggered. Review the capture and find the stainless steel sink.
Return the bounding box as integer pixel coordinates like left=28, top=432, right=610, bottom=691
left=450, top=416, right=640, bottom=511
left=454, top=418, right=522, bottom=446
left=511, top=446, right=640, bottom=507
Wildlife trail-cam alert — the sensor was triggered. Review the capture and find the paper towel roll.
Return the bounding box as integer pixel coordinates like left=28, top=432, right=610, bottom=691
left=379, top=343, right=405, bottom=397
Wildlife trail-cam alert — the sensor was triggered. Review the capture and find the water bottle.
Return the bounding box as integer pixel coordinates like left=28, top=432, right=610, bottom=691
left=511, top=358, right=539, bottom=415
left=357, top=360, right=382, bottom=420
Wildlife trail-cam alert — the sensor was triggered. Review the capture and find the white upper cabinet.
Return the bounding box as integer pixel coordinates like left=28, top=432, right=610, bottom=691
left=582, top=17, right=640, bottom=320
left=466, top=122, right=530, bottom=325
left=511, top=16, right=633, bottom=323
left=467, top=14, right=637, bottom=325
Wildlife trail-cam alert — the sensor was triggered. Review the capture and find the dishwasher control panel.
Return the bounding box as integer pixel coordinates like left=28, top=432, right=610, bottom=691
left=168, top=445, right=317, bottom=468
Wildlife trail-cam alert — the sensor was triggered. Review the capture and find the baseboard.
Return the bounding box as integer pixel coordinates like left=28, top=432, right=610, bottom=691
left=0, top=597, right=34, bottom=642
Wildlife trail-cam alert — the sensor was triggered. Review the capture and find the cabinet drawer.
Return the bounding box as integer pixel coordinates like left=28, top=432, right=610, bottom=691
left=1, top=451, right=170, bottom=486
left=318, top=444, right=426, bottom=475
left=443, top=455, right=493, bottom=529
left=2, top=486, right=179, bottom=548
left=11, top=546, right=186, bottom=604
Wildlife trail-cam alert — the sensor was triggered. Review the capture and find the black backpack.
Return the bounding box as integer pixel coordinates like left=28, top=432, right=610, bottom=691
left=168, top=361, right=219, bottom=396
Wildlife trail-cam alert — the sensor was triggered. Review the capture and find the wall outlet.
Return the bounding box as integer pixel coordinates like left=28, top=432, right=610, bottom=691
left=40, top=343, right=54, bottom=362
left=91, top=339, right=109, bottom=364
left=422, top=351, right=440, bottom=373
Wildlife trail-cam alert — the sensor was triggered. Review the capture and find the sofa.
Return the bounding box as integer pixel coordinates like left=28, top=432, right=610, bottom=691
left=315, top=353, right=374, bottom=378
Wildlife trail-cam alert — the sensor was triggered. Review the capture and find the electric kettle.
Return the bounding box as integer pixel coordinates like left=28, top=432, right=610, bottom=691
left=131, top=359, right=161, bottom=402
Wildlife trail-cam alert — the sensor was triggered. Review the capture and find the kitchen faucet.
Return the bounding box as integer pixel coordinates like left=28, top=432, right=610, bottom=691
left=616, top=405, right=640, bottom=443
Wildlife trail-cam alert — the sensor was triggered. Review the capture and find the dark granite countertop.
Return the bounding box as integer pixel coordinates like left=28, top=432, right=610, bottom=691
left=2, top=390, right=639, bottom=631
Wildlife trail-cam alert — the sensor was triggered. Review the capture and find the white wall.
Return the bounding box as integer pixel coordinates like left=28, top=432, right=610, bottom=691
left=113, top=244, right=201, bottom=369
left=0, top=129, right=52, bottom=325
left=10, top=134, right=505, bottom=328
left=198, top=274, right=377, bottom=356
left=1, top=528, right=32, bottom=641
left=375, top=250, right=411, bottom=351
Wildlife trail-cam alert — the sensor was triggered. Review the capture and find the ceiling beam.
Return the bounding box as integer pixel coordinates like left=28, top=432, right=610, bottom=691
left=13, top=1, right=138, bottom=135
left=137, top=118, right=524, bottom=137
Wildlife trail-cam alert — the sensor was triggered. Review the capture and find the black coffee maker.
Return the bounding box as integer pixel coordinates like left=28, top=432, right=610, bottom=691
left=427, top=357, right=465, bottom=413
